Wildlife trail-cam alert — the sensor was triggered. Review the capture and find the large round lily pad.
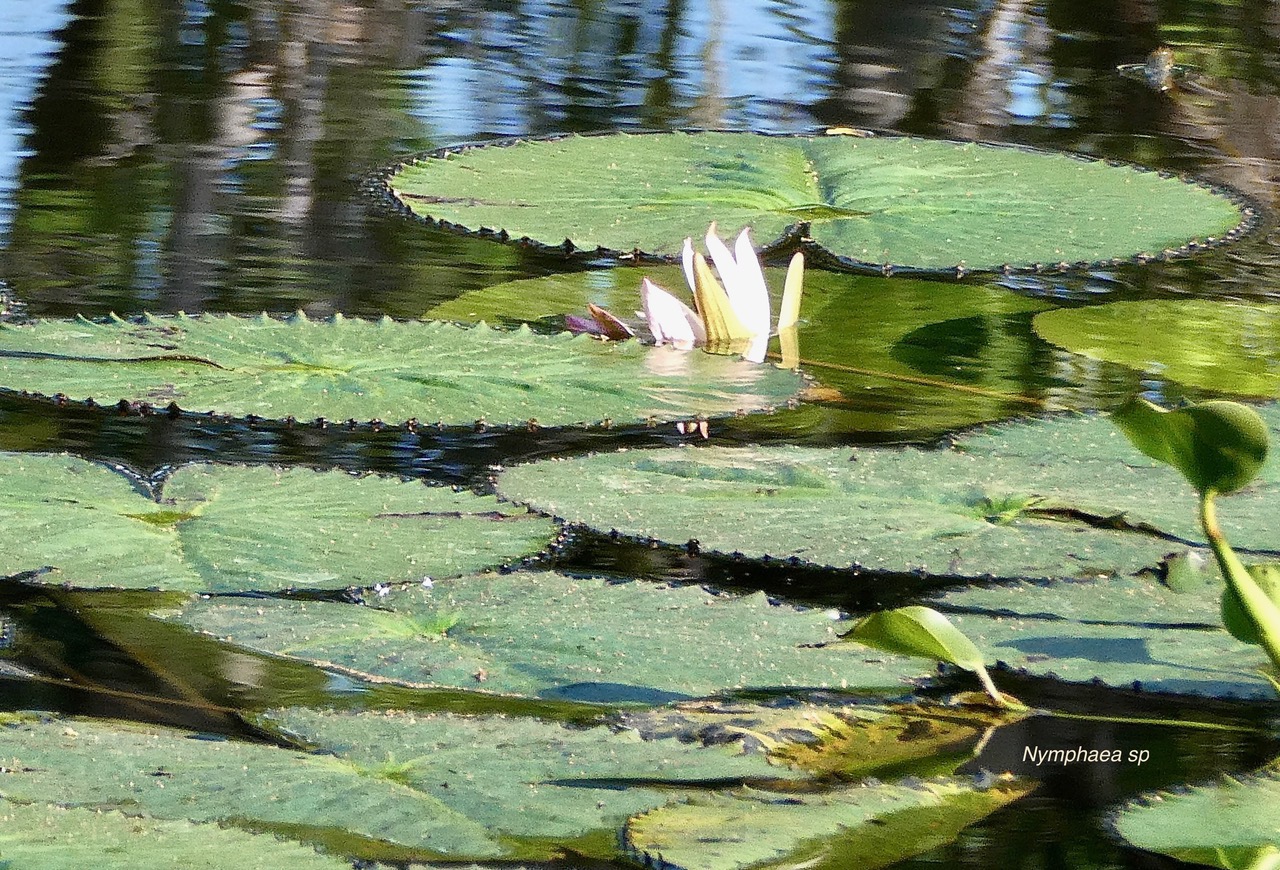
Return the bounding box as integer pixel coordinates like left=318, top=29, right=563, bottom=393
left=0, top=799, right=354, bottom=870
left=0, top=711, right=792, bottom=863
left=1034, top=299, right=1280, bottom=396
left=0, top=313, right=802, bottom=427
left=428, top=266, right=1049, bottom=434
left=933, top=575, right=1274, bottom=699
left=497, top=407, right=1280, bottom=580
left=168, top=570, right=933, bottom=702
left=0, top=453, right=555, bottom=591
left=1111, top=768, right=1280, bottom=869
left=387, top=131, right=1248, bottom=272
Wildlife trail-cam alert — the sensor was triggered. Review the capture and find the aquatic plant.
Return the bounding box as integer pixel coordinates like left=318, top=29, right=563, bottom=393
left=1114, top=398, right=1280, bottom=688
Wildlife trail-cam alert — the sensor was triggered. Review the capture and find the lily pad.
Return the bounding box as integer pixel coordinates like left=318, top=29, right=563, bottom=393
left=622, top=776, right=1034, bottom=870
left=933, top=575, right=1275, bottom=699
left=0, top=799, right=354, bottom=870
left=0, top=453, right=555, bottom=591
left=1033, top=299, right=1280, bottom=396
left=428, top=266, right=1050, bottom=434
left=0, top=711, right=794, bottom=862
left=0, top=313, right=802, bottom=427
left=262, top=707, right=802, bottom=860
left=1111, top=768, right=1280, bottom=869
left=168, top=570, right=933, bottom=702
left=387, top=131, right=1247, bottom=272
left=497, top=407, right=1280, bottom=580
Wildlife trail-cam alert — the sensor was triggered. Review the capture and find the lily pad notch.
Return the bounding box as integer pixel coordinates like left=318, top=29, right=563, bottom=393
left=379, top=130, right=1256, bottom=275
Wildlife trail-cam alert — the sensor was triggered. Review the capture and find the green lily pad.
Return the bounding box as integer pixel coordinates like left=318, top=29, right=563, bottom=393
left=0, top=711, right=793, bottom=863
left=1111, top=768, right=1280, bottom=869
left=622, top=777, right=1034, bottom=870
left=0, top=313, right=802, bottom=427
left=0, top=453, right=555, bottom=591
left=498, top=407, right=1280, bottom=579
left=262, top=707, right=802, bottom=861
left=1033, top=300, right=1280, bottom=397
left=388, top=131, right=1247, bottom=272
left=168, top=570, right=932, bottom=702
left=428, top=266, right=1050, bottom=434
left=934, top=575, right=1275, bottom=699
left=0, top=799, right=354, bottom=870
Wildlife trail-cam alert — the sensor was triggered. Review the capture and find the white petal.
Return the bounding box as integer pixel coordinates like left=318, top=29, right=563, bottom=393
left=704, top=225, right=743, bottom=307
left=742, top=333, right=769, bottom=364
left=642, top=278, right=705, bottom=350
left=681, top=237, right=696, bottom=300
left=731, top=228, right=772, bottom=338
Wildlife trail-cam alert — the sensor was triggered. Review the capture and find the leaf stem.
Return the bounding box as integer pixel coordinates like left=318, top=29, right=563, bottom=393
left=1199, top=489, right=1280, bottom=676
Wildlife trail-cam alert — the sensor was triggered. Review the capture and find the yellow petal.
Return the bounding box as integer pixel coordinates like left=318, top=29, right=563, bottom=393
left=692, top=251, right=753, bottom=354
left=777, top=252, right=804, bottom=332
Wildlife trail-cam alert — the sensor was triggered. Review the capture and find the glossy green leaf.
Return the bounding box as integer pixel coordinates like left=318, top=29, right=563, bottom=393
left=847, top=606, right=985, bottom=672
left=622, top=777, right=1034, bottom=870
left=262, top=707, right=802, bottom=861
left=1222, top=563, right=1280, bottom=647
left=0, top=453, right=554, bottom=591
left=1112, top=768, right=1280, bottom=869
left=169, top=570, right=932, bottom=701
left=1034, top=300, right=1280, bottom=396
left=389, top=131, right=1246, bottom=272
left=0, top=313, right=802, bottom=427
left=0, top=799, right=353, bottom=870
left=1114, top=398, right=1269, bottom=494
left=935, top=575, right=1275, bottom=699
left=428, top=266, right=1049, bottom=435
left=499, top=407, right=1280, bottom=580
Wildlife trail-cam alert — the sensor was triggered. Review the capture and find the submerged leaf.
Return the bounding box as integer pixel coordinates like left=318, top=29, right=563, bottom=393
left=388, top=131, right=1247, bottom=272
left=169, top=570, right=933, bottom=700
left=0, top=453, right=555, bottom=592
left=623, top=777, right=1033, bottom=870
left=1035, top=299, right=1280, bottom=396
left=0, top=314, right=802, bottom=427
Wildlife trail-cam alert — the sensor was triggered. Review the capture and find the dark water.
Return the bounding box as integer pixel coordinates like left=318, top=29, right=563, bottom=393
left=3, top=0, right=1280, bottom=867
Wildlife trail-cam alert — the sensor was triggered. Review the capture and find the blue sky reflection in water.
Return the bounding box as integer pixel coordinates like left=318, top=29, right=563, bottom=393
left=2, top=1, right=1280, bottom=868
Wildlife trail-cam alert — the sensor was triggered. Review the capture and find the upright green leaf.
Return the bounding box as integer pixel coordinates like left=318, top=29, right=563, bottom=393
left=1222, top=563, right=1280, bottom=647
left=0, top=314, right=802, bottom=427
left=0, top=453, right=555, bottom=591
left=847, top=607, right=985, bottom=672
left=388, top=131, right=1247, bottom=272
left=1114, top=398, right=1269, bottom=494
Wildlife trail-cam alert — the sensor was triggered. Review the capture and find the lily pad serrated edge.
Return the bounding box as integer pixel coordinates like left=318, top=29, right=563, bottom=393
left=369, top=129, right=1259, bottom=277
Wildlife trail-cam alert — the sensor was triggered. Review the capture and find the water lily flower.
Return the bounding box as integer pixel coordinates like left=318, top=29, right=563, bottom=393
left=644, top=224, right=804, bottom=364
left=568, top=224, right=804, bottom=366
